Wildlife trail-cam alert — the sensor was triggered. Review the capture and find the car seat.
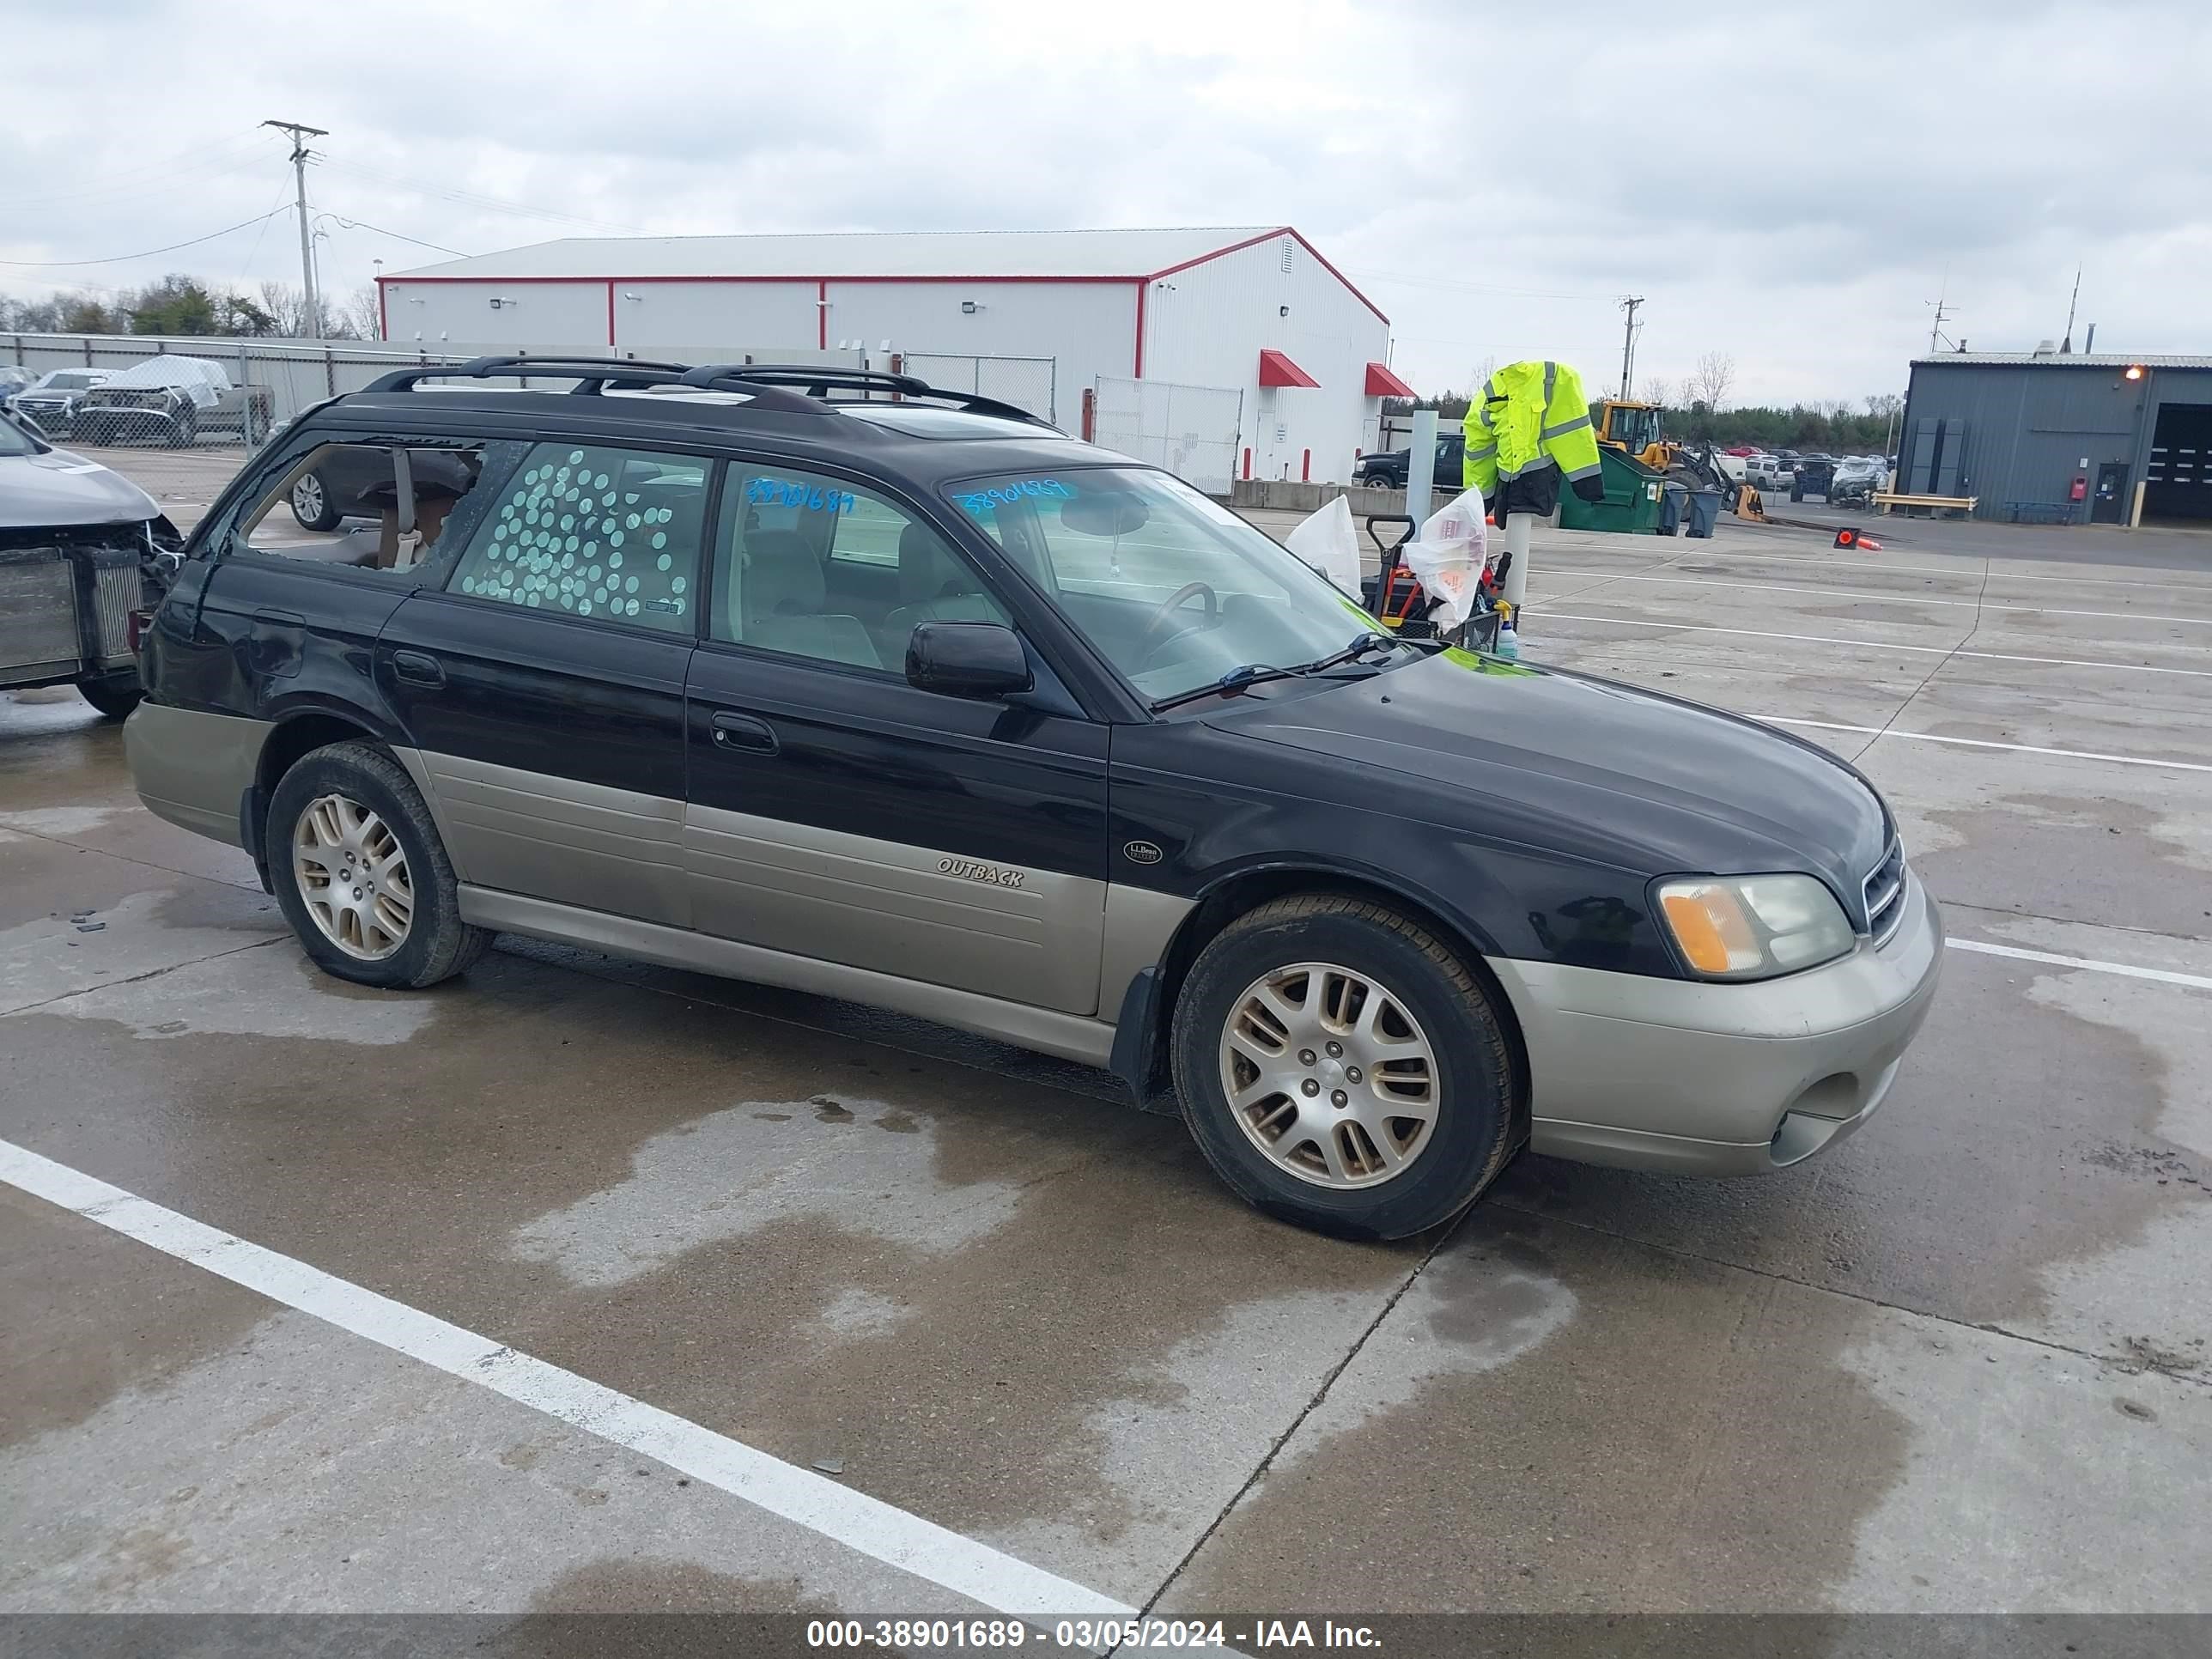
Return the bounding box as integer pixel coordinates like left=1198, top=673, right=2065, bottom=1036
left=739, top=528, right=881, bottom=670
left=878, top=523, right=1003, bottom=664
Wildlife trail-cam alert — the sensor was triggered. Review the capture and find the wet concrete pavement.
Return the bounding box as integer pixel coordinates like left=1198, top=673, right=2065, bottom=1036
left=3, top=448, right=2209, bottom=1626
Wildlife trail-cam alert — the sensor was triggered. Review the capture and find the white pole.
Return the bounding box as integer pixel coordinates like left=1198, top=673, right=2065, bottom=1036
left=1405, top=407, right=1437, bottom=527
left=1502, top=511, right=1533, bottom=613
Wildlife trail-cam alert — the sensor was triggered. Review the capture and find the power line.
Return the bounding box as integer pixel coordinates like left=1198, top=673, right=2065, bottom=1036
left=314, top=157, right=649, bottom=235
left=1345, top=267, right=1609, bottom=302
left=0, top=131, right=271, bottom=211
left=0, top=207, right=291, bottom=268
left=315, top=213, right=466, bottom=258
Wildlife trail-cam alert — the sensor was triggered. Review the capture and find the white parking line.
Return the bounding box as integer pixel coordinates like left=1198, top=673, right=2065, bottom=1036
left=1949, top=939, right=2212, bottom=992
left=1540, top=611, right=2212, bottom=678
left=0, top=1138, right=1131, bottom=1623
left=1759, top=717, right=2212, bottom=774
left=1536, top=569, right=2212, bottom=628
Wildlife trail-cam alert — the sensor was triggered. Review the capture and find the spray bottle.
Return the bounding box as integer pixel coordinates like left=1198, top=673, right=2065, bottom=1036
left=1494, top=602, right=1519, bottom=662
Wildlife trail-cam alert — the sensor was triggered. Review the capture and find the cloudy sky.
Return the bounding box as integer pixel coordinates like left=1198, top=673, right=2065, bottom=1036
left=3, top=0, right=2203, bottom=405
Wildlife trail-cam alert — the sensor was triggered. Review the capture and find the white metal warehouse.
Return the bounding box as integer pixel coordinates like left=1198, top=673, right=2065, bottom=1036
left=377, top=227, right=1407, bottom=491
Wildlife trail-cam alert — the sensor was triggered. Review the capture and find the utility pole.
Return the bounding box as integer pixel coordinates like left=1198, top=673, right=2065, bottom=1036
left=1618, top=296, right=1644, bottom=399
left=2061, top=265, right=2081, bottom=353
left=264, top=119, right=328, bottom=339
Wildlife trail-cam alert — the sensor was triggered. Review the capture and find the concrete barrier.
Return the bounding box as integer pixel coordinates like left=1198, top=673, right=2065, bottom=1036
left=1230, top=479, right=1405, bottom=514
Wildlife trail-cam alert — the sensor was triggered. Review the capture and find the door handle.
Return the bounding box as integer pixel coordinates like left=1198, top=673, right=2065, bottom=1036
left=709, top=710, right=779, bottom=754
left=252, top=608, right=304, bottom=627
left=392, top=649, right=445, bottom=688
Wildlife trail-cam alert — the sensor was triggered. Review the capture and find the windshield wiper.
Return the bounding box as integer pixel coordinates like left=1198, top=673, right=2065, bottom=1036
left=1147, top=634, right=1401, bottom=714
left=1151, top=662, right=1290, bottom=713
left=1291, top=630, right=1399, bottom=675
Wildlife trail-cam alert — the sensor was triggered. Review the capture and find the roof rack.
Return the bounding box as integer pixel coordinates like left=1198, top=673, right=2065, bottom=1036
left=681, top=363, right=1056, bottom=428
left=357, top=355, right=1055, bottom=428
left=364, top=356, right=697, bottom=395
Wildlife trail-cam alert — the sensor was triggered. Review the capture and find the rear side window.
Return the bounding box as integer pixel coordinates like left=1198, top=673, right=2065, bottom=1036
left=232, top=441, right=490, bottom=574
left=444, top=443, right=708, bottom=633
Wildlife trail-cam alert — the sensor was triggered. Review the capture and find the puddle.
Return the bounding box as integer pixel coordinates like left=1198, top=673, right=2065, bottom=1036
left=506, top=1097, right=1024, bottom=1286
left=39, top=946, right=438, bottom=1045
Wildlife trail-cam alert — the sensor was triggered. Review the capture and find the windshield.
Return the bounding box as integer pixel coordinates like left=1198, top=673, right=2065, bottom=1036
left=40, top=372, right=98, bottom=391
left=947, top=466, right=1384, bottom=704
left=0, top=414, right=42, bottom=457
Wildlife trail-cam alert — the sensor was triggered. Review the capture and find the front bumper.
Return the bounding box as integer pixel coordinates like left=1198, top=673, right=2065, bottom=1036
left=1489, top=870, right=1943, bottom=1176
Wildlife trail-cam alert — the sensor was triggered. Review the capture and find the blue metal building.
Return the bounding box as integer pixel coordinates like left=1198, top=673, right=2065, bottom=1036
left=1898, top=352, right=2212, bottom=527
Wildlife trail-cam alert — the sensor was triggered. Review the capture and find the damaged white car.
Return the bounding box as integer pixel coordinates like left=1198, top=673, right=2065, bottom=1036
left=0, top=409, right=179, bottom=717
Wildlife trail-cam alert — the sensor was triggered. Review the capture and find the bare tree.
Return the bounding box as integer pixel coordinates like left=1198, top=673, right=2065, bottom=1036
left=336, top=285, right=383, bottom=341
left=254, top=281, right=341, bottom=339
left=1639, top=375, right=1675, bottom=409
left=1863, top=392, right=1904, bottom=419
left=1686, top=350, right=1735, bottom=411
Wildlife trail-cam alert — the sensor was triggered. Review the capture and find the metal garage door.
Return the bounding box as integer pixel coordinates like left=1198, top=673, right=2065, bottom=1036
left=2145, top=403, right=2212, bottom=523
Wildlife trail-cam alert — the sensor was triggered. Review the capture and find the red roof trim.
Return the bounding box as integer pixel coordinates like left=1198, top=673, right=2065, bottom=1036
left=378, top=272, right=1137, bottom=286
left=1258, top=349, right=1320, bottom=389
left=1140, top=227, right=1391, bottom=326
left=1364, top=361, right=1415, bottom=398
left=380, top=229, right=1392, bottom=324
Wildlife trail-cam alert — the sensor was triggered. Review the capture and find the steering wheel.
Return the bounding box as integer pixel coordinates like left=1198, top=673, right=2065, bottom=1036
left=1133, top=581, right=1218, bottom=664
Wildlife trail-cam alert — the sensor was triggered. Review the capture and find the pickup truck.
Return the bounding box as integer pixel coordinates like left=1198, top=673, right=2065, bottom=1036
left=71, top=355, right=274, bottom=447
left=1356, top=434, right=1466, bottom=490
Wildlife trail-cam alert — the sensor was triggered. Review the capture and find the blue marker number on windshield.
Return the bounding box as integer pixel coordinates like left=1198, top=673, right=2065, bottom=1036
left=955, top=477, right=1073, bottom=516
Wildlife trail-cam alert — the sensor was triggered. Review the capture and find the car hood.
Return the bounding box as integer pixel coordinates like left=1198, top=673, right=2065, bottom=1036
left=0, top=447, right=161, bottom=528
left=1206, top=648, right=1891, bottom=904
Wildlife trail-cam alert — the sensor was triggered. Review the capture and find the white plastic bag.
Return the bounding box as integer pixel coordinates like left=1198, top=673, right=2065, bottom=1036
left=1402, top=487, right=1489, bottom=629
left=1281, top=494, right=1361, bottom=595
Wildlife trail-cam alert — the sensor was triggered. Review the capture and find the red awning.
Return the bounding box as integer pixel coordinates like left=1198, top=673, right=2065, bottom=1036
left=1257, top=349, right=1320, bottom=389
left=1364, top=361, right=1415, bottom=398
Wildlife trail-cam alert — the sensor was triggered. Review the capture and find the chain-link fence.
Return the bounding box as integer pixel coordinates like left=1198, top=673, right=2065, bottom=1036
left=1089, top=375, right=1243, bottom=495
left=4, top=333, right=1062, bottom=446
left=898, top=353, right=1056, bottom=424
left=3, top=333, right=471, bottom=447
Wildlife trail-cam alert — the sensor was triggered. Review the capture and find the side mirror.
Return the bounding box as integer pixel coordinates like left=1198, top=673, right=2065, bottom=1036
left=906, top=620, right=1032, bottom=699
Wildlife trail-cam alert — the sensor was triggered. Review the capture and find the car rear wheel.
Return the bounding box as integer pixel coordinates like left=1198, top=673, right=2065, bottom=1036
left=289, top=470, right=340, bottom=531
left=267, top=740, right=491, bottom=990
left=1170, top=894, right=1518, bottom=1239
left=166, top=408, right=198, bottom=450
left=76, top=673, right=142, bottom=720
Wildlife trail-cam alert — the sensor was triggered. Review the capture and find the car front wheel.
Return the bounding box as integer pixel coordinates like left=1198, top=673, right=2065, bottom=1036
left=1170, top=894, right=1519, bottom=1239
left=267, top=740, right=492, bottom=990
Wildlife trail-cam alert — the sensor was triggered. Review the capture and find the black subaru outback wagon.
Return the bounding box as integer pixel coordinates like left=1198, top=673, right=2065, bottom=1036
left=128, top=357, right=1940, bottom=1238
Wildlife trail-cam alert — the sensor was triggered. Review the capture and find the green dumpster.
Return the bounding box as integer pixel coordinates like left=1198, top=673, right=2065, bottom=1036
left=1559, top=447, right=1666, bottom=534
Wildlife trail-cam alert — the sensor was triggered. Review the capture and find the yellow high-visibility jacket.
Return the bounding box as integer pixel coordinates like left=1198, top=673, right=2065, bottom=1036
left=1462, top=360, right=1601, bottom=495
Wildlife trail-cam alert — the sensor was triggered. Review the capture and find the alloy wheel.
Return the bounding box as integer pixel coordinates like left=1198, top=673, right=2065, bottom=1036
left=1218, top=961, right=1439, bottom=1188
left=292, top=474, right=325, bottom=524
left=293, top=793, right=413, bottom=960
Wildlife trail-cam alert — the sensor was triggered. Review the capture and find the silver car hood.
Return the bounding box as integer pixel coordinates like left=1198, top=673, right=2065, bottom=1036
left=0, top=447, right=161, bottom=529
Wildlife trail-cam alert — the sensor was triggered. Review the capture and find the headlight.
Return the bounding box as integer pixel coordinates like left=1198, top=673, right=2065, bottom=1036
left=1655, top=873, right=1855, bottom=980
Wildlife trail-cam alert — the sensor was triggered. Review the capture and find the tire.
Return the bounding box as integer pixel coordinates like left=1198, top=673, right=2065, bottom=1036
left=289, top=470, right=341, bottom=531
left=167, top=408, right=198, bottom=450
left=266, top=740, right=492, bottom=990
left=76, top=674, right=143, bottom=720
left=1170, top=894, right=1518, bottom=1240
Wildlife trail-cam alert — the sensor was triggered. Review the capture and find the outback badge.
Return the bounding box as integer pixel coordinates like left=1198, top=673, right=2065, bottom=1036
left=938, top=855, right=1024, bottom=889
